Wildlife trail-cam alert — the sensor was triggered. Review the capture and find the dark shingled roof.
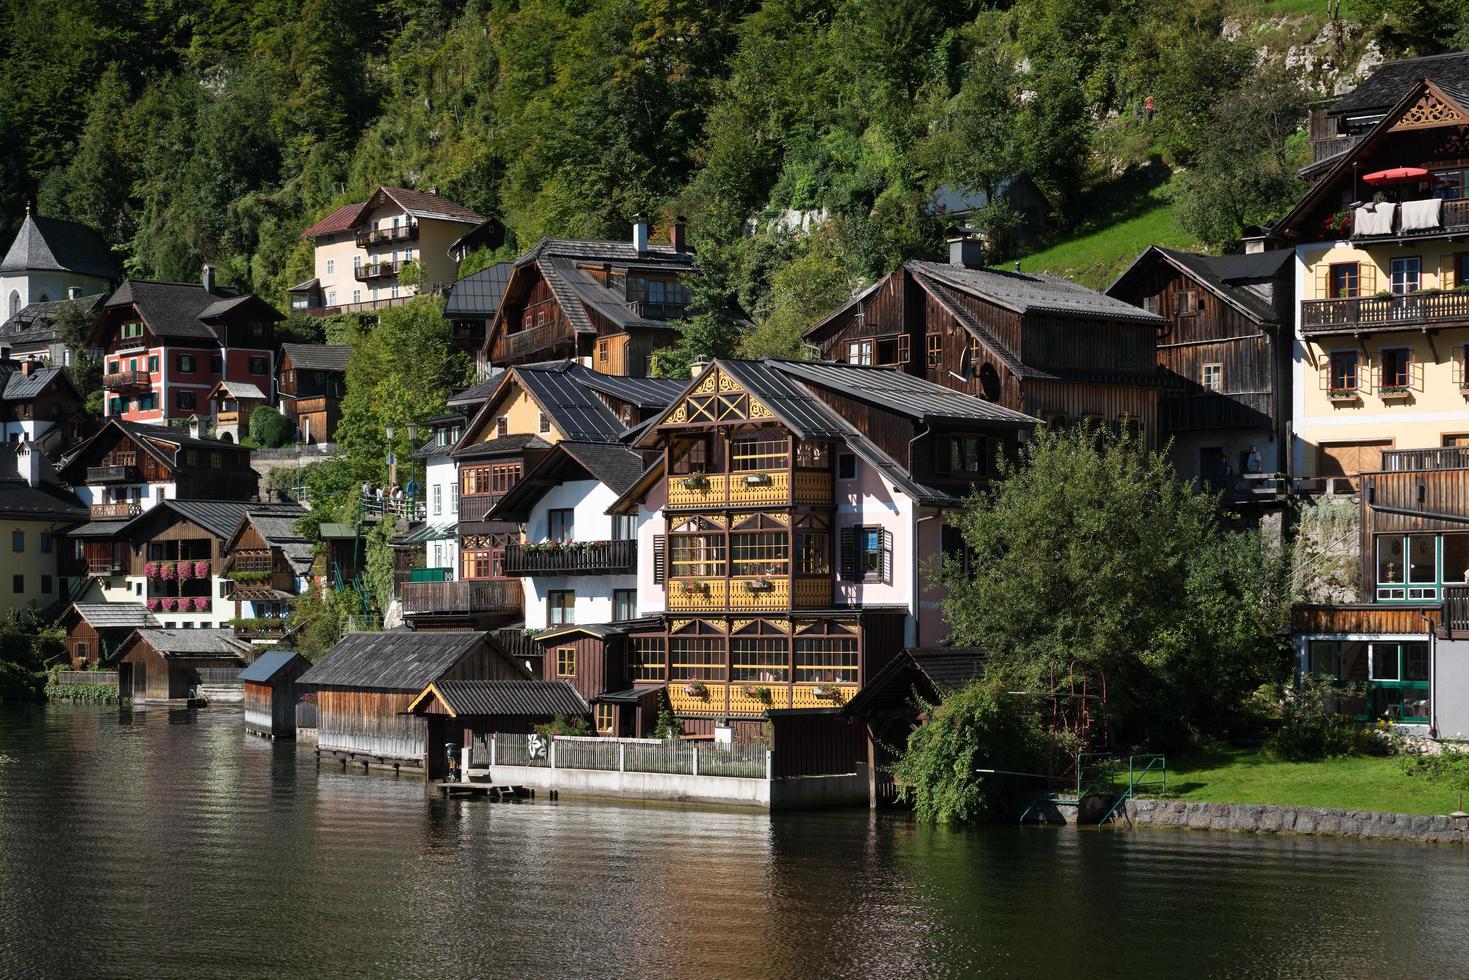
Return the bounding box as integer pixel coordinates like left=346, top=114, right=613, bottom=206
left=446, top=368, right=504, bottom=409
left=1107, top=247, right=1291, bottom=325
left=298, top=630, right=496, bottom=691
left=451, top=432, right=551, bottom=461
left=842, top=646, right=987, bottom=717
left=0, top=363, right=71, bottom=402
left=281, top=343, right=351, bottom=373
left=518, top=237, right=696, bottom=269
left=771, top=360, right=1037, bottom=426
left=417, top=680, right=589, bottom=718
left=557, top=442, right=648, bottom=494
left=67, top=602, right=159, bottom=630
left=0, top=293, right=106, bottom=348
left=444, top=262, right=512, bottom=318
left=125, top=628, right=250, bottom=659
left=512, top=362, right=627, bottom=441
left=0, top=443, right=86, bottom=520
left=160, top=500, right=306, bottom=540
left=238, top=650, right=311, bottom=684
left=379, top=187, right=487, bottom=225
left=1332, top=52, right=1469, bottom=119
left=104, top=280, right=275, bottom=340
left=487, top=441, right=648, bottom=521
left=908, top=260, right=1165, bottom=325
left=0, top=213, right=118, bottom=279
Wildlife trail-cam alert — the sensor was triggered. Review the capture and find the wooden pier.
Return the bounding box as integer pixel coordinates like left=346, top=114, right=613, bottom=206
left=431, top=780, right=533, bottom=801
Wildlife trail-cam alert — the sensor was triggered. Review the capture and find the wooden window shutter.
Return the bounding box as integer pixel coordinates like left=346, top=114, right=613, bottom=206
left=653, top=534, right=666, bottom=584
left=881, top=529, right=893, bottom=585
left=839, top=526, right=858, bottom=581
left=897, top=334, right=910, bottom=363
left=1314, top=263, right=1330, bottom=300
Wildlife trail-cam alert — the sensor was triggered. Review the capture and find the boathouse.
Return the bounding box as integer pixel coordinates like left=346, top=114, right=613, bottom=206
left=406, top=679, right=591, bottom=780
left=298, top=629, right=532, bottom=769
left=239, top=650, right=312, bottom=739
left=110, top=628, right=251, bottom=704
left=58, top=601, right=159, bottom=667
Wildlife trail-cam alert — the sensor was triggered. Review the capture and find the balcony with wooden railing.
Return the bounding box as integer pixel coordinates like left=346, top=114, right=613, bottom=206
left=666, top=470, right=832, bottom=510
left=457, top=493, right=506, bottom=522
left=666, top=681, right=858, bottom=717
left=504, top=539, right=636, bottom=577
left=85, top=552, right=125, bottom=576
left=90, top=502, right=141, bottom=519
left=102, top=369, right=150, bottom=391
left=495, top=319, right=574, bottom=362
left=86, top=464, right=141, bottom=484
left=400, top=578, right=522, bottom=616
left=1380, top=447, right=1469, bottom=472
left=1302, top=288, right=1469, bottom=336
left=1443, top=586, right=1469, bottom=638
left=354, top=223, right=419, bottom=247
left=666, top=576, right=830, bottom=612
left=1348, top=198, right=1469, bottom=240
left=354, top=261, right=401, bottom=282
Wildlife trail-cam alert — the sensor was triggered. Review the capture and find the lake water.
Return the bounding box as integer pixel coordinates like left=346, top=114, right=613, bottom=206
left=3, top=704, right=1469, bottom=979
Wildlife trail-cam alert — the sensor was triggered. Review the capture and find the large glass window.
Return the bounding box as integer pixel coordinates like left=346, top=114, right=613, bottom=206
left=670, top=533, right=725, bottom=578
left=731, top=531, right=787, bottom=577
left=732, top=639, right=789, bottom=682
left=794, top=637, right=859, bottom=683
left=732, top=432, right=788, bottom=472
left=670, top=637, right=726, bottom=681
left=795, top=532, right=830, bottom=576
left=1390, top=257, right=1422, bottom=295
left=1376, top=534, right=1443, bottom=600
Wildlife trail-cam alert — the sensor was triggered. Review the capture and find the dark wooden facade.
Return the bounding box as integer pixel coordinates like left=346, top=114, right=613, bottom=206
left=114, top=639, right=245, bottom=703
left=805, top=262, right=1161, bottom=446
left=59, top=420, right=258, bottom=505
left=276, top=348, right=345, bottom=444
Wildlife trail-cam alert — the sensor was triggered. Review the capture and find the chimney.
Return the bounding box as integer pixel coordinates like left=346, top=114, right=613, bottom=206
left=20, top=359, right=33, bottom=376
left=16, top=438, right=39, bottom=488
left=672, top=216, right=687, bottom=253
left=187, top=414, right=201, bottom=440
left=427, top=185, right=439, bottom=196
left=948, top=230, right=984, bottom=270
left=67, top=286, right=81, bottom=300
left=202, top=263, right=215, bottom=294
left=632, top=216, right=650, bottom=254
left=690, top=355, right=711, bottom=379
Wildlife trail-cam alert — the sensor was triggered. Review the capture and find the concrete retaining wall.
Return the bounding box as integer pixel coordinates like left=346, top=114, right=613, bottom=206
left=488, top=764, right=868, bottom=810
left=1125, top=798, right=1469, bottom=844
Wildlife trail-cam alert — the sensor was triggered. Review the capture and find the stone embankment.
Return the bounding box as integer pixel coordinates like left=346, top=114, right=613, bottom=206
left=1125, top=798, right=1469, bottom=845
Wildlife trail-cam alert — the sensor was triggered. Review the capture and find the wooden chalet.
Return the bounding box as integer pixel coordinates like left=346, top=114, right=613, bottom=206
left=804, top=238, right=1165, bottom=444
left=602, top=358, right=1035, bottom=738
left=221, top=508, right=315, bottom=638
left=1107, top=246, right=1295, bottom=481
left=297, top=629, right=532, bottom=769
left=276, top=343, right=350, bottom=445
left=89, top=270, right=283, bottom=425
left=405, top=679, right=591, bottom=780
left=0, top=355, right=87, bottom=455
left=842, top=646, right=986, bottom=807
left=58, top=601, right=159, bottom=667
left=0, top=291, right=106, bottom=365
left=482, top=222, right=696, bottom=377
left=109, top=627, right=250, bottom=705
left=57, top=417, right=257, bottom=522
left=207, top=381, right=267, bottom=444
left=239, top=650, right=312, bottom=738
left=444, top=262, right=512, bottom=366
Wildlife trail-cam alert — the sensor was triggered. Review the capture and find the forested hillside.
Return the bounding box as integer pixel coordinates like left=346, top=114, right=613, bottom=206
left=3, top=0, right=1468, bottom=350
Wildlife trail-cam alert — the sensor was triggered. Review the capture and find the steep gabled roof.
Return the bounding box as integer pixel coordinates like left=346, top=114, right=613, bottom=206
left=842, top=646, right=987, bottom=718
left=0, top=293, right=106, bottom=348
left=0, top=442, right=85, bottom=519
left=0, top=213, right=117, bottom=279
left=487, top=440, right=647, bottom=522
left=116, top=628, right=250, bottom=661
left=377, top=187, right=486, bottom=225
left=771, top=360, right=1036, bottom=427
left=298, top=629, right=528, bottom=691
left=444, top=262, right=513, bottom=319
left=65, top=602, right=160, bottom=630
left=1331, top=51, right=1469, bottom=122
left=300, top=202, right=371, bottom=240
left=500, top=362, right=627, bottom=442
left=446, top=369, right=504, bottom=410
left=406, top=680, right=590, bottom=718
left=1106, top=246, right=1291, bottom=325
left=908, top=260, right=1165, bottom=325
left=575, top=371, right=684, bottom=410
left=0, top=363, right=77, bottom=403
left=281, top=343, right=351, bottom=373
left=100, top=280, right=280, bottom=342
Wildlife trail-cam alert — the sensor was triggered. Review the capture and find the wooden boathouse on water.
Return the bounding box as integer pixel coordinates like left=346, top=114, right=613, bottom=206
left=405, top=679, right=591, bottom=780
left=239, top=650, right=312, bottom=739
left=297, top=629, right=532, bottom=770
left=109, top=628, right=251, bottom=705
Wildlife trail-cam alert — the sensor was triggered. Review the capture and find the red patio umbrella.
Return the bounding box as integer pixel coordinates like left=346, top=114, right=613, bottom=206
left=1362, top=167, right=1431, bottom=187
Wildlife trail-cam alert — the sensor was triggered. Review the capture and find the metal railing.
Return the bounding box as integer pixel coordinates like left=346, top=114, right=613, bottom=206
left=355, top=223, right=419, bottom=247
left=102, top=370, right=150, bottom=390
left=504, top=539, right=636, bottom=576
left=359, top=490, right=425, bottom=522
left=1381, top=447, right=1469, bottom=472
left=487, top=734, right=771, bottom=779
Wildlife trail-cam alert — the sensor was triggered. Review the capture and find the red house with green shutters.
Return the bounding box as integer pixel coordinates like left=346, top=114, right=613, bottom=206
left=91, top=266, right=282, bottom=429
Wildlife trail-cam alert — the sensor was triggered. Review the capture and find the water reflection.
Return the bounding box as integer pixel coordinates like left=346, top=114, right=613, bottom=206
left=2, top=704, right=1469, bottom=979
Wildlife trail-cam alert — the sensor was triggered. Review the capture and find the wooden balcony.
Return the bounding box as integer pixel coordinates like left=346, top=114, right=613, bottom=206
left=354, top=223, right=419, bottom=247
left=85, top=555, right=125, bottom=575
left=457, top=493, right=505, bottom=522
left=1381, top=447, right=1469, bottom=472
left=666, top=681, right=858, bottom=717
left=401, top=578, right=522, bottom=616
left=496, top=319, right=575, bottom=363
left=1292, top=603, right=1440, bottom=635
left=665, top=471, right=832, bottom=510
left=90, top=502, right=141, bottom=519
left=1301, top=289, right=1469, bottom=336
left=1348, top=198, right=1469, bottom=239
left=1443, top=586, right=1469, bottom=639
left=354, top=261, right=400, bottom=282
left=103, top=370, right=150, bottom=391
left=504, top=539, right=636, bottom=576
left=666, top=576, right=830, bottom=612
left=86, top=464, right=141, bottom=484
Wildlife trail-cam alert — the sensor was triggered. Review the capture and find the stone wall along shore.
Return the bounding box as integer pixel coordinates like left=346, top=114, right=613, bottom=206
left=1124, top=798, right=1469, bottom=845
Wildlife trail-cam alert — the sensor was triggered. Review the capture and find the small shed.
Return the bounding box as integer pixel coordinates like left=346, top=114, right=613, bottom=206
left=110, top=628, right=251, bottom=705
left=406, top=680, right=590, bottom=780
left=238, top=650, right=312, bottom=739
left=298, top=629, right=532, bottom=769
left=207, top=381, right=269, bottom=444
left=58, top=602, right=160, bottom=667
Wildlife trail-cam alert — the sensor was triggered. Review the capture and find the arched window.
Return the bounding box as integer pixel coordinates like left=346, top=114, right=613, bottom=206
left=35, top=292, right=49, bottom=303
left=7, top=291, right=18, bottom=317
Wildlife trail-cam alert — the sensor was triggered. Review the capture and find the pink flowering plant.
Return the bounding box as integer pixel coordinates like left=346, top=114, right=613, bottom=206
left=146, top=599, right=161, bottom=612
left=194, top=561, right=210, bottom=579
left=193, top=597, right=210, bottom=612
left=162, top=597, right=178, bottom=612
left=160, top=562, right=176, bottom=581
left=143, top=562, right=157, bottom=578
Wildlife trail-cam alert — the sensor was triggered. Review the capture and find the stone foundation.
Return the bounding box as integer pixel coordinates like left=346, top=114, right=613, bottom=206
left=1125, top=798, right=1469, bottom=844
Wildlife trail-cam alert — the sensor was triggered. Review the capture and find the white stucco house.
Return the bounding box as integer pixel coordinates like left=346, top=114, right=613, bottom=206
left=0, top=208, right=118, bottom=321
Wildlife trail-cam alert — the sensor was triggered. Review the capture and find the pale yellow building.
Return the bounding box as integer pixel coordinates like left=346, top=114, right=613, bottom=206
left=290, top=187, right=490, bottom=316
left=0, top=440, right=86, bottom=618
left=1266, top=74, right=1469, bottom=482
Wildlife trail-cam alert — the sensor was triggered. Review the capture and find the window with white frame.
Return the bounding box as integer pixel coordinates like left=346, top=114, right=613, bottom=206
left=1201, top=363, right=1223, bottom=391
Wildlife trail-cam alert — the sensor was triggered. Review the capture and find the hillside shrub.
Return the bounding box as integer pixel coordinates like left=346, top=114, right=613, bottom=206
left=248, top=405, right=295, bottom=448
left=1265, top=677, right=1383, bottom=760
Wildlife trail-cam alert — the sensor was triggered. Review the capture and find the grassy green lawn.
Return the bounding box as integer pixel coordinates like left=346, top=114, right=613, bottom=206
left=1161, top=747, right=1463, bottom=816
left=1017, top=175, right=1200, bottom=290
